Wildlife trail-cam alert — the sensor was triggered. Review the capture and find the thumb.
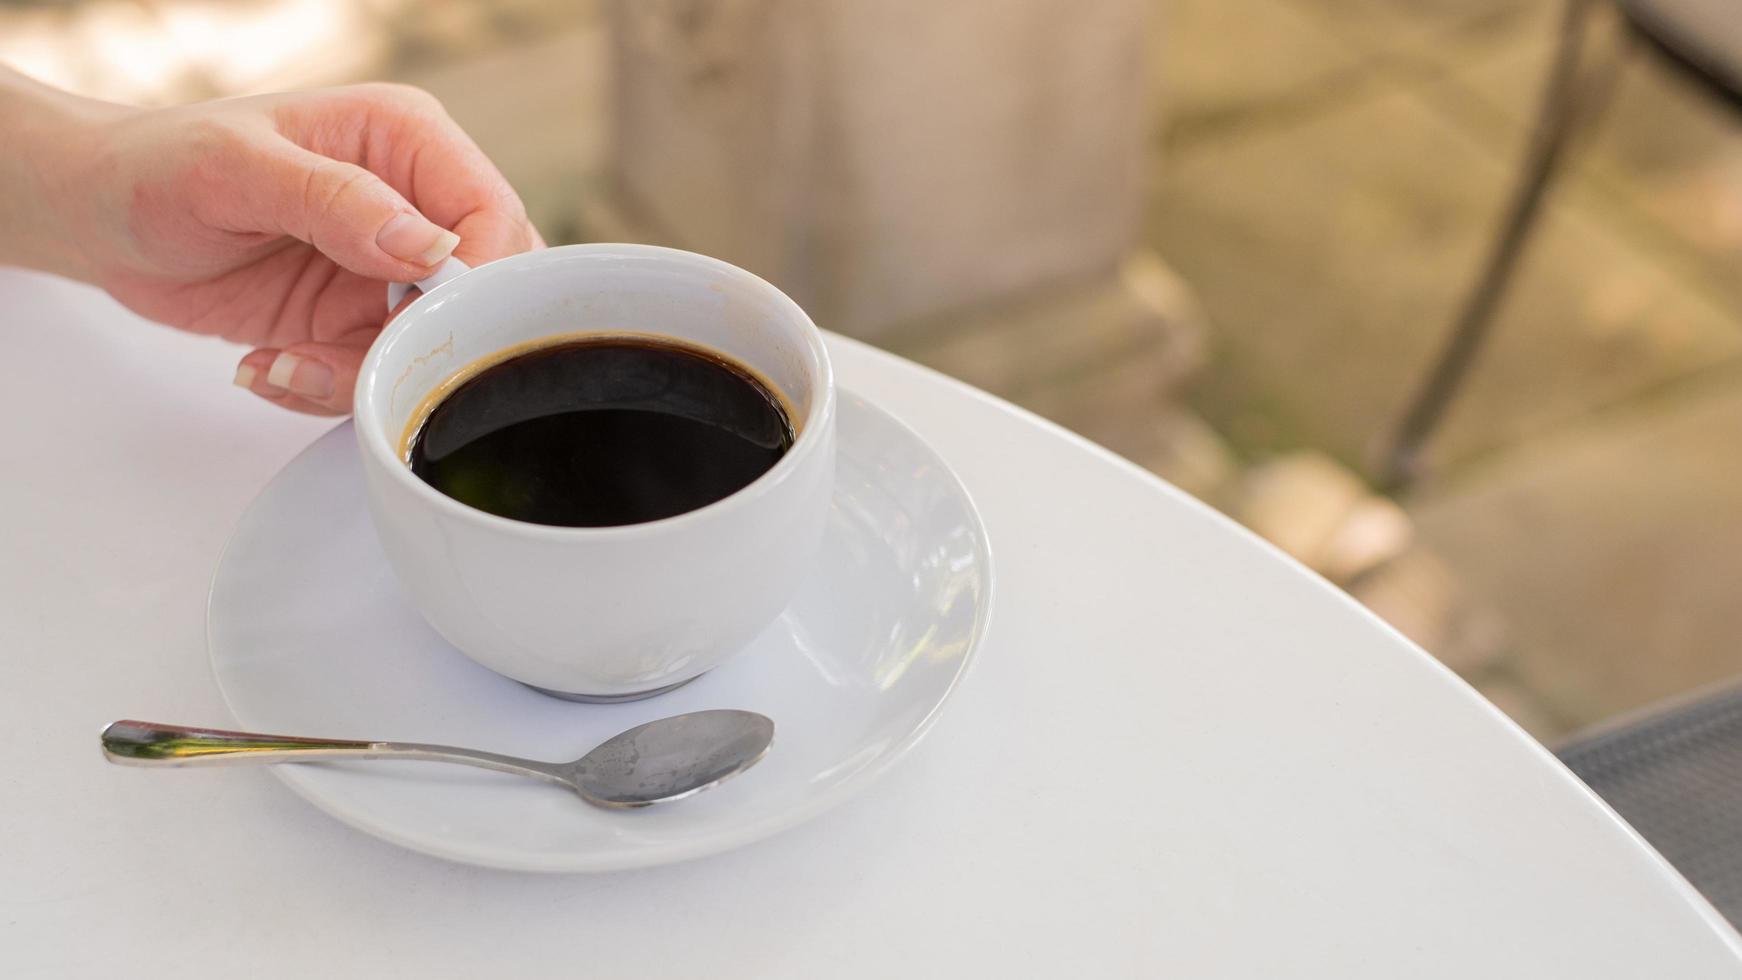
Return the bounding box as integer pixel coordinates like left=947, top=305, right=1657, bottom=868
left=248, top=139, right=459, bottom=282
left=232, top=339, right=371, bottom=416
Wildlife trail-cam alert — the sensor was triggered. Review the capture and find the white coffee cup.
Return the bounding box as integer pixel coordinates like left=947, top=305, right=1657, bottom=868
left=354, top=244, right=836, bottom=701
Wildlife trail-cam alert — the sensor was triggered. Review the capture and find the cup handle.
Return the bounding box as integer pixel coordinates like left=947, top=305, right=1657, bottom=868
left=387, top=256, right=471, bottom=312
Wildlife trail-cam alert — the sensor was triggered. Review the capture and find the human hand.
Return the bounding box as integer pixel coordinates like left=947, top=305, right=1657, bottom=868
left=27, top=79, right=540, bottom=414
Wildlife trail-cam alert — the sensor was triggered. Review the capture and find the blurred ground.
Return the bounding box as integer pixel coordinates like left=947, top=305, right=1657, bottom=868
left=1152, top=0, right=1742, bottom=739
left=6, top=0, right=1741, bottom=741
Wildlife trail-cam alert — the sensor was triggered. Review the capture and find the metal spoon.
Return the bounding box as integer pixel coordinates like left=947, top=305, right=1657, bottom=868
left=100, top=710, right=774, bottom=809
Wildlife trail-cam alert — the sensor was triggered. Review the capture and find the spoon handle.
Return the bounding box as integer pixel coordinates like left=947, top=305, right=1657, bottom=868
left=100, top=720, right=568, bottom=786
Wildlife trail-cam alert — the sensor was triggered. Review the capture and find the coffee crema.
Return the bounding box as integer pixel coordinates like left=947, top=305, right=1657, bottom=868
left=406, top=336, right=795, bottom=528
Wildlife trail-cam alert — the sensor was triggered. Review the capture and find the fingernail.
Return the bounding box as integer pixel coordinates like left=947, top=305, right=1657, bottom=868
left=233, top=363, right=258, bottom=389
left=377, top=213, right=460, bottom=267
left=266, top=351, right=335, bottom=399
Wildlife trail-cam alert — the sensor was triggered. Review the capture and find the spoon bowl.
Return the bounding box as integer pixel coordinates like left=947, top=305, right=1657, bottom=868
left=573, top=711, right=775, bottom=807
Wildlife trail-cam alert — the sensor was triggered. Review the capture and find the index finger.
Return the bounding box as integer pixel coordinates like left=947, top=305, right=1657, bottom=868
left=269, top=83, right=540, bottom=265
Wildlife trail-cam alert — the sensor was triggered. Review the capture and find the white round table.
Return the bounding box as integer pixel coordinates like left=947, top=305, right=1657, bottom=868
left=4, top=268, right=1738, bottom=977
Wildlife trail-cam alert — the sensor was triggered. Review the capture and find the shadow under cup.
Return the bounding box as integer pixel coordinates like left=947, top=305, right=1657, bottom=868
left=353, top=244, right=837, bottom=702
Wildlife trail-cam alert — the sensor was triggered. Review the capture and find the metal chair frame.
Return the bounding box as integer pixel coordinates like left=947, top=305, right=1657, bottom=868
left=1377, top=0, right=1742, bottom=490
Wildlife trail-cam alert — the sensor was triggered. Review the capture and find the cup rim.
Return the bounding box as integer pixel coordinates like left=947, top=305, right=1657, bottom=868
left=354, top=243, right=836, bottom=541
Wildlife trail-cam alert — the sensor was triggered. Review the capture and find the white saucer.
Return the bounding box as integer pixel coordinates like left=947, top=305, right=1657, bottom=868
left=206, top=392, right=992, bottom=872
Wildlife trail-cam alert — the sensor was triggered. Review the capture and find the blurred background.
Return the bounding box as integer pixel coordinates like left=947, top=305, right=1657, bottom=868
left=6, top=0, right=1740, bottom=743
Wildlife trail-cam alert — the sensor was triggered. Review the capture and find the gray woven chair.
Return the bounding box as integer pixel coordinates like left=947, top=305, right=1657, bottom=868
left=1377, top=0, right=1742, bottom=488
left=1558, top=681, right=1742, bottom=927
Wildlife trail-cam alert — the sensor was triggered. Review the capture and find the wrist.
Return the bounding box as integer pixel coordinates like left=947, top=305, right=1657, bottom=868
left=0, top=69, right=133, bottom=281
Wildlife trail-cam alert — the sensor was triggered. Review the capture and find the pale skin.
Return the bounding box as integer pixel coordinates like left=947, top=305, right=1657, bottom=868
left=0, top=67, right=541, bottom=415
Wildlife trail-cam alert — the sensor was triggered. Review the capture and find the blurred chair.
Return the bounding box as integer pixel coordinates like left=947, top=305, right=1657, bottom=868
left=1625, top=0, right=1742, bottom=100
left=1395, top=0, right=1742, bottom=926
left=1558, top=680, right=1742, bottom=927
left=1376, top=0, right=1742, bottom=490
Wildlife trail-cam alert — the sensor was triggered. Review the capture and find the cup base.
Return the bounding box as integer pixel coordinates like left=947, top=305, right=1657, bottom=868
left=522, top=673, right=705, bottom=704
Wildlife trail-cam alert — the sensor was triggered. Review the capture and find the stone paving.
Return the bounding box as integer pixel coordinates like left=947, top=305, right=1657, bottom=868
left=8, top=0, right=1741, bottom=741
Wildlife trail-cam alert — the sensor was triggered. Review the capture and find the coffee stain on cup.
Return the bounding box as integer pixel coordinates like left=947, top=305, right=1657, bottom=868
left=391, top=333, right=456, bottom=420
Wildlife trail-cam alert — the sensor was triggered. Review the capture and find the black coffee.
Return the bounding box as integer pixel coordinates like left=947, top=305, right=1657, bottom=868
left=408, top=337, right=794, bottom=527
